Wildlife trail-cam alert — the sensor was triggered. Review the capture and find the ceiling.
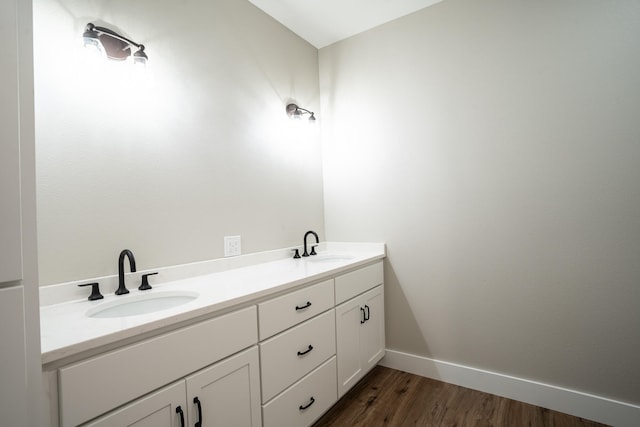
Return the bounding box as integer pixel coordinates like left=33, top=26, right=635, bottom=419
left=248, top=0, right=443, bottom=49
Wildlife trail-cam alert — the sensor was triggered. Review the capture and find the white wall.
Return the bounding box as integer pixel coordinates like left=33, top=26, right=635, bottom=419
left=320, top=0, right=640, bottom=405
left=34, top=0, right=323, bottom=285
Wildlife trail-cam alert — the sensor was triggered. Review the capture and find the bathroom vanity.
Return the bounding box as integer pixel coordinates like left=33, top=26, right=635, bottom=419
left=40, top=243, right=385, bottom=427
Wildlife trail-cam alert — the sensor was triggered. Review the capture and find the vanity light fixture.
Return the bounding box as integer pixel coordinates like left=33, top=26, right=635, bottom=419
left=286, top=103, right=316, bottom=122
left=82, top=23, right=148, bottom=65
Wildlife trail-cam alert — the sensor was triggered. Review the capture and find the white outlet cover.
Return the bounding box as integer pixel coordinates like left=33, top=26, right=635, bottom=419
left=224, top=235, right=241, bottom=257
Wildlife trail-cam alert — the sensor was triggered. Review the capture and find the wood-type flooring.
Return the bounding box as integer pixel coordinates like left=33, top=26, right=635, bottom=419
left=313, top=366, right=609, bottom=427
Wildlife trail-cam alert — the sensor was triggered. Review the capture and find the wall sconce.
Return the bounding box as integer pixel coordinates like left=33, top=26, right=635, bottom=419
left=82, top=23, right=148, bottom=65
left=286, top=103, right=316, bottom=122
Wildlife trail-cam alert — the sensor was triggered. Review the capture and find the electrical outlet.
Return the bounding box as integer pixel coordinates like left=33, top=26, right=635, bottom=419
left=224, top=235, right=241, bottom=257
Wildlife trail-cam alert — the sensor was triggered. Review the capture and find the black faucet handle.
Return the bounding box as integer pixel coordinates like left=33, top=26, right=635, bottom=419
left=310, top=245, right=318, bottom=256
left=78, top=282, right=104, bottom=301
left=291, top=248, right=301, bottom=259
left=139, top=272, right=158, bottom=291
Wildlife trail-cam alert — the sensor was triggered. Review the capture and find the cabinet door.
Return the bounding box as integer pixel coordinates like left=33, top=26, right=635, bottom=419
left=335, top=285, right=386, bottom=398
left=85, top=381, right=187, bottom=427
left=0, top=287, right=27, bottom=425
left=186, top=346, right=261, bottom=427
left=0, top=0, right=23, bottom=283
left=335, top=297, right=364, bottom=398
left=360, top=285, right=385, bottom=372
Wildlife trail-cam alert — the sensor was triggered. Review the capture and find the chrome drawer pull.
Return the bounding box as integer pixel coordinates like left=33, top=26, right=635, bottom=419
left=297, top=345, right=314, bottom=356
left=299, top=396, right=315, bottom=411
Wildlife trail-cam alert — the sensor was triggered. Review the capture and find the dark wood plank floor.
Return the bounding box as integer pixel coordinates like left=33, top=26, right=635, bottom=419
left=313, top=366, right=609, bottom=427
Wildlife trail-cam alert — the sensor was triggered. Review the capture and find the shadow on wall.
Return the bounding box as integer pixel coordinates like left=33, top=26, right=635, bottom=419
left=382, top=259, right=431, bottom=356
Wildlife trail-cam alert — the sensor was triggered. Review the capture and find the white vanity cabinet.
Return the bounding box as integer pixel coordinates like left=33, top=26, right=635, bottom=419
left=84, top=380, right=187, bottom=427
left=58, top=306, right=259, bottom=427
left=258, top=279, right=338, bottom=426
left=86, top=347, right=261, bottom=427
left=48, top=256, right=386, bottom=427
left=335, top=262, right=385, bottom=397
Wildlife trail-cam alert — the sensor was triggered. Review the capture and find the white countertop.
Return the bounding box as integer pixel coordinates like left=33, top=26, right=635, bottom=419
left=40, top=243, right=385, bottom=365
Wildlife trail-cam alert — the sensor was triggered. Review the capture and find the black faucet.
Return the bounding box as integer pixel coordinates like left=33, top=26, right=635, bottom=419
left=116, top=249, right=136, bottom=295
left=302, top=231, right=319, bottom=257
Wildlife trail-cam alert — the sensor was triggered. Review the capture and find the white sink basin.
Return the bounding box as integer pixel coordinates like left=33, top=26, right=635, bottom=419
left=306, top=254, right=355, bottom=263
left=86, top=291, right=199, bottom=318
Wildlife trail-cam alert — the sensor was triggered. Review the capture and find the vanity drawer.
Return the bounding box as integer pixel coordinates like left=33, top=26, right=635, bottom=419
left=260, top=309, right=336, bottom=402
left=335, top=261, right=383, bottom=304
left=262, top=356, right=337, bottom=427
left=259, top=279, right=334, bottom=340
left=58, top=306, right=257, bottom=427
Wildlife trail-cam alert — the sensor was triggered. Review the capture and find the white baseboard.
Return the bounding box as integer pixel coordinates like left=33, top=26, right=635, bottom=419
left=380, top=349, right=639, bottom=427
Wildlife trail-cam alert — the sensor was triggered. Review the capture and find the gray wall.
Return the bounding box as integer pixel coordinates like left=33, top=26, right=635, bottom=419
left=320, top=0, right=640, bottom=404
left=34, top=0, right=323, bottom=284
